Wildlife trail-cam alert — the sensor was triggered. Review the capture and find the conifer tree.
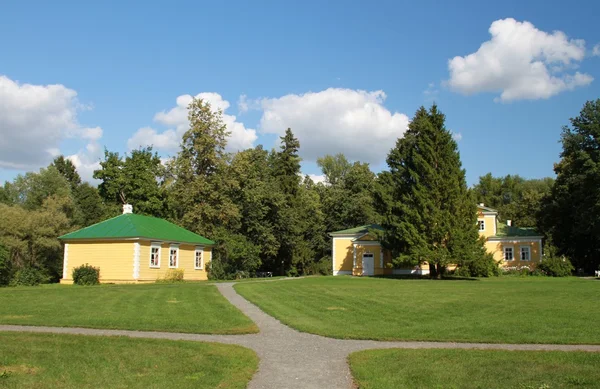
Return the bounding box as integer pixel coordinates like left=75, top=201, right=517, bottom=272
left=375, top=105, right=484, bottom=278
left=541, top=99, right=600, bottom=272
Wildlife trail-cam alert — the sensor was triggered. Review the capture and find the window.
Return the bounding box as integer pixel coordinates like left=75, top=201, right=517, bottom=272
left=520, top=246, right=530, bottom=261
left=478, top=220, right=485, bottom=231
left=169, top=245, right=179, bottom=268
left=504, top=246, right=514, bottom=261
left=195, top=247, right=203, bottom=270
left=149, top=244, right=161, bottom=268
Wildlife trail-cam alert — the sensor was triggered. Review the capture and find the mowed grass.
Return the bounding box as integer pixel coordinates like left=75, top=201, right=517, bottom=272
left=0, top=332, right=258, bottom=389
left=235, top=276, right=600, bottom=343
left=0, top=283, right=257, bottom=334
left=349, top=348, right=600, bottom=389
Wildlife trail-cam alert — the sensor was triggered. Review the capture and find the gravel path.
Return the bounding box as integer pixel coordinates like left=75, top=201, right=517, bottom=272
left=2, top=281, right=600, bottom=389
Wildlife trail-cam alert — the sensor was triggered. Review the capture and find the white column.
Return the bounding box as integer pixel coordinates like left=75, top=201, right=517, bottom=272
left=353, top=244, right=357, bottom=269
left=133, top=242, right=140, bottom=280
left=62, top=243, right=69, bottom=280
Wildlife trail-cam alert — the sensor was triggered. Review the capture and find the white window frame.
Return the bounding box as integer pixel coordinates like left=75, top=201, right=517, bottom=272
left=194, top=246, right=204, bottom=270
left=169, top=245, right=179, bottom=268
left=478, top=219, right=485, bottom=231
left=503, top=246, right=514, bottom=261
left=520, top=246, right=531, bottom=261
left=149, top=242, right=161, bottom=268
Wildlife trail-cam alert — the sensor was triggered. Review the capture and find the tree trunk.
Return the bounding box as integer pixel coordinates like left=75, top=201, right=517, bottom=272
left=435, top=263, right=443, bottom=280
left=429, top=263, right=437, bottom=279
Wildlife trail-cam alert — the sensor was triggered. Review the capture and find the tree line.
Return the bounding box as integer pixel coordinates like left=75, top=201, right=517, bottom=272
left=1, top=98, right=598, bottom=284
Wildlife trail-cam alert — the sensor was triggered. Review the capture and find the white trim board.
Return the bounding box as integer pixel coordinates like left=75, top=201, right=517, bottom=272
left=488, top=237, right=543, bottom=242
left=62, top=243, right=69, bottom=279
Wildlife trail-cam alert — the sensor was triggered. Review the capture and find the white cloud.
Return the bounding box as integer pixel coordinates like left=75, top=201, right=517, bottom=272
left=127, top=93, right=257, bottom=153
left=307, top=174, right=327, bottom=184
left=255, top=88, right=409, bottom=164
left=452, top=132, right=463, bottom=142
left=0, top=75, right=104, bottom=176
left=593, top=43, right=600, bottom=57
left=447, top=18, right=593, bottom=102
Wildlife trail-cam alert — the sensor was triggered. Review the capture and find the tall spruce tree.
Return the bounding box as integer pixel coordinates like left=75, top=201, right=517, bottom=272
left=375, top=105, right=484, bottom=278
left=541, top=99, right=600, bottom=272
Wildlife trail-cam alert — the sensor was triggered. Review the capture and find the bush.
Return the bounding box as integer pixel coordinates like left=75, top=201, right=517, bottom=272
left=538, top=256, right=574, bottom=277
left=305, top=257, right=333, bottom=276
left=10, top=267, right=47, bottom=286
left=160, top=269, right=185, bottom=283
left=0, top=245, right=10, bottom=286
left=455, top=253, right=500, bottom=277
left=72, top=264, right=100, bottom=285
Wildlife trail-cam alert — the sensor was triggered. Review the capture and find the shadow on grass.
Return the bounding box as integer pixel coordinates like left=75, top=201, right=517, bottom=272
left=372, top=274, right=479, bottom=281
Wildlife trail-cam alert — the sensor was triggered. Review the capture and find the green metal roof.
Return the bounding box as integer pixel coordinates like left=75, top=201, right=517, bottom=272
left=329, top=224, right=383, bottom=236
left=59, top=213, right=215, bottom=245
left=493, top=223, right=542, bottom=238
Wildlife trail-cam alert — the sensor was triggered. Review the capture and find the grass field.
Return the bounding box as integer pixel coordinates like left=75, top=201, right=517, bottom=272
left=0, top=332, right=258, bottom=389
left=348, top=348, right=600, bottom=388
left=0, top=283, right=257, bottom=334
left=234, top=276, right=600, bottom=344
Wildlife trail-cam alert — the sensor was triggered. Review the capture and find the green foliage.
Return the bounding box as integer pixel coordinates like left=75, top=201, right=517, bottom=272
left=374, top=105, right=487, bottom=278
left=473, top=173, right=553, bottom=227
left=0, top=244, right=9, bottom=286
left=454, top=250, right=500, bottom=277
left=538, top=257, right=574, bottom=277
left=52, top=155, right=82, bottom=190
left=541, top=99, right=600, bottom=273
left=169, top=98, right=239, bottom=239
left=10, top=267, right=47, bottom=286
left=305, top=256, right=333, bottom=275
left=94, top=147, right=166, bottom=217
left=72, top=264, right=100, bottom=285
left=159, top=269, right=185, bottom=283
left=317, top=153, right=351, bottom=186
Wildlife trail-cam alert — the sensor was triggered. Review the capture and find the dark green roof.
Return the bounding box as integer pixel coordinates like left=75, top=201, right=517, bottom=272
left=59, top=213, right=215, bottom=245
left=493, top=223, right=542, bottom=238
left=329, top=224, right=383, bottom=235
left=477, top=205, right=498, bottom=213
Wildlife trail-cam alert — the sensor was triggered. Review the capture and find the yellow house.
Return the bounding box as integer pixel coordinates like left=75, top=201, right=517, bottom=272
left=330, top=204, right=543, bottom=276
left=59, top=204, right=214, bottom=284
left=477, top=204, right=543, bottom=267
left=329, top=224, right=430, bottom=276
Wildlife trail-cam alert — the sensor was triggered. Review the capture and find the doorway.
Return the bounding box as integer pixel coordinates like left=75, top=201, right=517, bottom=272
left=362, top=253, right=374, bottom=276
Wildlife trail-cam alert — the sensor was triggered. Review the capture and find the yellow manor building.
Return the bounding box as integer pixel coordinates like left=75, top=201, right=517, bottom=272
left=59, top=204, right=214, bottom=284
left=330, top=204, right=543, bottom=276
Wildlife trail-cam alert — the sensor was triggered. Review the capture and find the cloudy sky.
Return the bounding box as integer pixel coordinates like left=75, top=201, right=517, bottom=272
left=1, top=0, right=599, bottom=185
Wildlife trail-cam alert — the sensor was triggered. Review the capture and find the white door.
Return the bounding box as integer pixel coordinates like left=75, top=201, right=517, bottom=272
left=362, top=253, right=374, bottom=276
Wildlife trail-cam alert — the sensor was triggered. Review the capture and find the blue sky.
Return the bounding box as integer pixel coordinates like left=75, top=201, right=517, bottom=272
left=1, top=0, right=599, bottom=186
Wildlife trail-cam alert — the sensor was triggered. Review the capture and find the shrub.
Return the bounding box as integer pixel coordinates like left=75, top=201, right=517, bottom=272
left=160, top=269, right=185, bottom=283
left=0, top=244, right=10, bottom=286
left=305, top=257, right=333, bottom=276
left=10, top=267, right=47, bottom=286
left=538, top=256, right=574, bottom=277
left=455, top=253, right=500, bottom=277
left=72, top=264, right=100, bottom=285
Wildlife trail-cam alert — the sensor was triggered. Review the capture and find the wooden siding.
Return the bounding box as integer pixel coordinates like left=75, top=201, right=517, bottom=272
left=62, top=241, right=134, bottom=283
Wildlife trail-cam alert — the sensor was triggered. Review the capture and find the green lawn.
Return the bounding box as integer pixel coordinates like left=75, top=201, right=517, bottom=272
left=0, top=283, right=257, bottom=334
left=234, top=276, right=600, bottom=344
left=349, top=348, right=600, bottom=389
left=0, top=332, right=258, bottom=389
